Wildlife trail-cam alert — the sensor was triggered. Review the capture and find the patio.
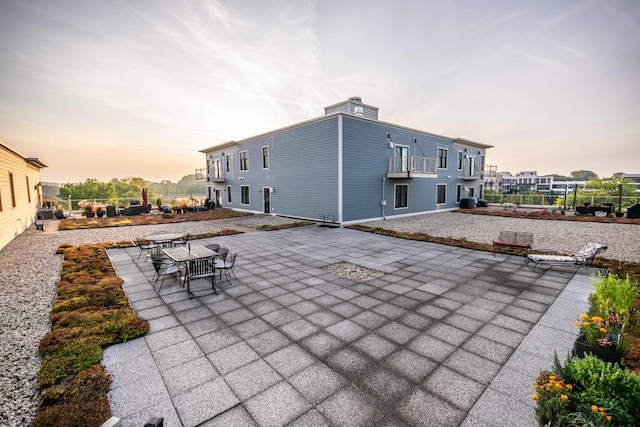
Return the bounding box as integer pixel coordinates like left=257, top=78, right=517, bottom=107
left=103, top=225, right=591, bottom=426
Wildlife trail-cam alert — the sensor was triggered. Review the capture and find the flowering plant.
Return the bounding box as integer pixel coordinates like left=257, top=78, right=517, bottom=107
left=575, top=313, right=622, bottom=350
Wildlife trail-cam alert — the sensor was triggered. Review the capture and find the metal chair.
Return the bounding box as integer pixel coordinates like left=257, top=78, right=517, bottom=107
left=136, top=237, right=160, bottom=260
left=214, top=251, right=238, bottom=283
left=172, top=233, right=190, bottom=247
left=185, top=256, right=218, bottom=298
left=150, top=254, right=180, bottom=291
left=205, top=243, right=220, bottom=252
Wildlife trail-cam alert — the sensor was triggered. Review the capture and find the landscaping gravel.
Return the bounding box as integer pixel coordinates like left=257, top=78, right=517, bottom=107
left=0, top=212, right=637, bottom=426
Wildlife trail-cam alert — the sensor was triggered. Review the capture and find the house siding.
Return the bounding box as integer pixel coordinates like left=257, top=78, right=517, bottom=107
left=0, top=142, right=45, bottom=250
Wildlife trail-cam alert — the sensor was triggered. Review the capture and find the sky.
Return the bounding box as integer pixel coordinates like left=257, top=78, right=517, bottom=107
left=1, top=0, right=639, bottom=184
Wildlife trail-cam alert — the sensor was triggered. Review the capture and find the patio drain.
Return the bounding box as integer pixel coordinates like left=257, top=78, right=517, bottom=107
left=322, top=262, right=385, bottom=283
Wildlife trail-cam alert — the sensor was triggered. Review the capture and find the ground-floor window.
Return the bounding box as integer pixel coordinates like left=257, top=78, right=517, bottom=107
left=227, top=185, right=232, bottom=203
left=395, top=184, right=408, bottom=209
left=241, top=185, right=250, bottom=205
left=456, top=184, right=462, bottom=203
left=437, top=184, right=446, bottom=204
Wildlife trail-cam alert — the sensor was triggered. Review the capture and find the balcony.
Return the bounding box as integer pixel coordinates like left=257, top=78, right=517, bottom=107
left=463, top=164, right=483, bottom=180
left=195, top=167, right=225, bottom=182
left=387, top=156, right=437, bottom=179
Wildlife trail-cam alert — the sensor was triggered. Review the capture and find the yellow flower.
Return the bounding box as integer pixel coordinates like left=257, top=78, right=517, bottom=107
left=583, top=321, right=590, bottom=327
left=560, top=394, right=568, bottom=401
left=591, top=405, right=599, bottom=413
left=549, top=375, right=556, bottom=380
left=555, top=382, right=563, bottom=390
left=575, top=321, right=582, bottom=327
left=592, top=316, right=604, bottom=323
left=607, top=416, right=612, bottom=421
left=581, top=313, right=589, bottom=320
left=531, top=395, right=538, bottom=401
left=599, top=407, right=604, bottom=412
left=599, top=327, right=608, bottom=334
left=566, top=384, right=573, bottom=390
left=533, top=385, right=538, bottom=389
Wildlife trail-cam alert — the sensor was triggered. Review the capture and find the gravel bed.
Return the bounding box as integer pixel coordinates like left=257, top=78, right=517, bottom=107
left=364, top=211, right=640, bottom=262
left=0, top=212, right=637, bottom=426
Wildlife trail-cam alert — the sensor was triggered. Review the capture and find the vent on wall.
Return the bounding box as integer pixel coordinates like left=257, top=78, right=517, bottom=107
left=353, top=106, right=364, bottom=116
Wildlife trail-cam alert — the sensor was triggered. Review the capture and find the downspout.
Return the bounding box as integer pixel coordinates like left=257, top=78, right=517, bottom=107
left=382, top=177, right=386, bottom=219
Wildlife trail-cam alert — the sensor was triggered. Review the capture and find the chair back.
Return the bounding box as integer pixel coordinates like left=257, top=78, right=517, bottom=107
left=188, top=257, right=216, bottom=279
left=217, top=247, right=229, bottom=260
left=225, top=252, right=237, bottom=267
left=205, top=243, right=220, bottom=252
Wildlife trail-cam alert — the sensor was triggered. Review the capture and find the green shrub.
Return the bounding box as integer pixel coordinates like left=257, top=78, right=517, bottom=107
left=590, top=272, right=638, bottom=326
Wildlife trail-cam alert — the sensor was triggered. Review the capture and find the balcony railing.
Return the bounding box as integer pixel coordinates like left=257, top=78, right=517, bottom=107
left=463, top=164, right=483, bottom=180
left=388, top=156, right=437, bottom=178
left=195, top=168, right=207, bottom=181
left=195, top=167, right=225, bottom=182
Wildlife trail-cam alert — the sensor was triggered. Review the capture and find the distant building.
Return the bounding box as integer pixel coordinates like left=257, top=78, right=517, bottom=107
left=483, top=170, right=586, bottom=195
left=0, top=140, right=47, bottom=250
left=198, top=97, right=492, bottom=224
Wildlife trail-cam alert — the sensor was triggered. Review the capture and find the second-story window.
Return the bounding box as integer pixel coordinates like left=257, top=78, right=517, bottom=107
left=239, top=151, right=248, bottom=171
left=9, top=173, right=16, bottom=207
left=438, top=148, right=448, bottom=169
left=212, top=160, right=222, bottom=179
left=262, top=146, right=269, bottom=169
left=26, top=176, right=31, bottom=203
left=226, top=154, right=231, bottom=173
left=457, top=152, right=463, bottom=170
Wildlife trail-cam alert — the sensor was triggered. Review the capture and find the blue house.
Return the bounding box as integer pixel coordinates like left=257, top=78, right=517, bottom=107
left=198, top=97, right=492, bottom=225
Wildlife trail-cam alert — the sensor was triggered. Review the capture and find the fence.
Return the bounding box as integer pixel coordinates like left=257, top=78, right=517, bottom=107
left=483, top=193, right=640, bottom=210
left=45, top=194, right=208, bottom=215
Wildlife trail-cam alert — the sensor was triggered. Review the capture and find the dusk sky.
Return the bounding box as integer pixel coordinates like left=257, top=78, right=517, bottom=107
left=1, top=0, right=639, bottom=184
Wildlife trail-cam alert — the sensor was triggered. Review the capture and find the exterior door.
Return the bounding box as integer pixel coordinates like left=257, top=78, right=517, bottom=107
left=395, top=145, right=409, bottom=172
left=263, top=187, right=270, bottom=213
left=215, top=190, right=222, bottom=207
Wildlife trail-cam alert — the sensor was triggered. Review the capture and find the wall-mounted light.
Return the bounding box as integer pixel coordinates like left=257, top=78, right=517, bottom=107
left=386, top=133, right=394, bottom=149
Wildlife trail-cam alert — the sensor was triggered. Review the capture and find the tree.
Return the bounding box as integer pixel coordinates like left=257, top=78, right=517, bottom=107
left=570, top=170, right=598, bottom=181
left=58, top=179, right=116, bottom=209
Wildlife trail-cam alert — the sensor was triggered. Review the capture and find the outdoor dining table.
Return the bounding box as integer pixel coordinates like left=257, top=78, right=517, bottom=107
left=162, top=245, right=218, bottom=298
left=145, top=233, right=185, bottom=246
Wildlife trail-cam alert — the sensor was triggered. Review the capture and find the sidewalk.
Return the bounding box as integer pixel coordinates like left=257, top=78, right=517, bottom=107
left=103, top=225, right=590, bottom=426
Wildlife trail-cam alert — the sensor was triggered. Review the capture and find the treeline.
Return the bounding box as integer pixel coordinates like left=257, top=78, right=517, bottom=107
left=48, top=175, right=207, bottom=208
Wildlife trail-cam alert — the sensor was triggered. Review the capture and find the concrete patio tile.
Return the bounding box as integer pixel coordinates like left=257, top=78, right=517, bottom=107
left=184, top=315, right=225, bottom=337
left=172, top=377, right=240, bottom=427
left=443, top=313, right=484, bottom=333
left=148, top=314, right=181, bottom=334
left=415, top=304, right=450, bottom=320
left=325, top=319, right=368, bottom=342
left=169, top=297, right=204, bottom=313
left=485, top=365, right=539, bottom=411
left=295, top=287, right=326, bottom=300
left=162, top=356, right=219, bottom=396
left=330, top=288, right=361, bottom=301
left=108, top=372, right=169, bottom=419
left=351, top=310, right=389, bottom=330
left=455, top=304, right=496, bottom=322
left=443, top=349, right=501, bottom=385
left=208, top=341, right=259, bottom=374
left=236, top=291, right=268, bottom=306
left=300, top=331, right=344, bottom=358
left=280, top=318, right=319, bottom=341
left=426, top=323, right=472, bottom=346
left=329, top=301, right=364, bottom=317
left=247, top=299, right=282, bottom=316
left=311, top=294, right=343, bottom=307
left=145, top=325, right=191, bottom=351
left=397, top=312, right=432, bottom=331
left=289, top=362, right=347, bottom=404
left=225, top=359, right=283, bottom=400
left=372, top=303, right=408, bottom=320
left=264, top=344, right=316, bottom=377
left=466, top=387, right=537, bottom=427
left=502, top=305, right=544, bottom=323
left=352, top=334, right=397, bottom=360
left=306, top=309, right=344, bottom=328
left=244, top=381, right=312, bottom=427
left=245, top=329, right=291, bottom=356
left=289, top=409, right=332, bottom=427
left=351, top=294, right=382, bottom=309
left=417, top=282, right=450, bottom=295
left=359, top=367, right=412, bottom=406
left=231, top=317, right=272, bottom=340
left=207, top=298, right=243, bottom=314
left=462, top=335, right=514, bottom=364
left=289, top=300, right=323, bottom=316
left=369, top=289, right=398, bottom=301
left=317, top=385, right=385, bottom=427
left=273, top=292, right=304, bottom=306
left=200, top=405, right=257, bottom=426
left=326, top=347, right=372, bottom=380
left=194, top=327, right=241, bottom=354
left=102, top=338, right=157, bottom=389
left=476, top=324, right=525, bottom=349
left=217, top=307, right=256, bottom=326
left=396, top=388, right=466, bottom=427
left=377, top=321, right=420, bottom=345
left=408, top=333, right=457, bottom=362
left=260, top=286, right=289, bottom=298
left=137, top=304, right=173, bottom=320
left=282, top=281, right=308, bottom=292
left=119, top=397, right=181, bottom=427
left=423, top=366, right=485, bottom=411
left=153, top=339, right=204, bottom=371
left=261, top=308, right=301, bottom=327
left=384, top=349, right=438, bottom=384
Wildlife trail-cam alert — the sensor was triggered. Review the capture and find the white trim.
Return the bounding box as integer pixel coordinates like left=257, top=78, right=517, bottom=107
left=341, top=207, right=458, bottom=226
left=394, top=183, right=409, bottom=210
left=456, top=183, right=462, bottom=203
left=437, top=147, right=448, bottom=169
left=240, top=185, right=250, bottom=205
left=456, top=151, right=463, bottom=171
left=338, top=115, right=343, bottom=221
left=436, top=183, right=447, bottom=205
left=239, top=150, right=249, bottom=171
left=262, top=145, right=269, bottom=170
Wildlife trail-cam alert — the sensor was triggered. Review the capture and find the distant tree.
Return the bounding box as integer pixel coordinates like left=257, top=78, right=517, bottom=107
left=584, top=177, right=635, bottom=196
left=570, top=170, right=598, bottom=181
left=58, top=179, right=116, bottom=208
left=550, top=174, right=571, bottom=181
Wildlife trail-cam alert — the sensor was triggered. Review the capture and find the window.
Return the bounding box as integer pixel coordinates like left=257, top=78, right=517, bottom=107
left=456, top=184, right=462, bottom=203
left=394, top=145, right=409, bottom=172
left=225, top=155, right=231, bottom=173
left=212, top=160, right=222, bottom=179
left=227, top=185, right=232, bottom=203
left=9, top=173, right=16, bottom=207
left=262, top=146, right=269, bottom=169
left=437, top=184, right=446, bottom=204
left=437, top=148, right=448, bottom=169
left=241, top=185, right=249, bottom=205
left=457, top=152, right=463, bottom=170
left=239, top=151, right=248, bottom=171
left=26, top=176, right=31, bottom=203
left=394, top=184, right=408, bottom=209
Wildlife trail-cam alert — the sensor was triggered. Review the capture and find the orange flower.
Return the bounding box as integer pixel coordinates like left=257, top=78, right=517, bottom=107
left=575, top=321, right=582, bottom=327
left=555, top=382, right=563, bottom=390
left=531, top=395, right=538, bottom=401
left=549, top=375, right=556, bottom=380
left=599, top=327, right=608, bottom=334
left=581, top=313, right=589, bottom=319
left=566, top=384, right=573, bottom=390
left=583, top=321, right=591, bottom=327
left=607, top=416, right=612, bottom=421
left=560, top=395, right=568, bottom=401
left=591, top=405, right=599, bottom=412
left=592, top=316, right=604, bottom=323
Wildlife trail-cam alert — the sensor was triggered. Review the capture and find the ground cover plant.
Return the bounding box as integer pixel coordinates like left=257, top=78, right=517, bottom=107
left=58, top=208, right=252, bottom=230
left=457, top=208, right=640, bottom=224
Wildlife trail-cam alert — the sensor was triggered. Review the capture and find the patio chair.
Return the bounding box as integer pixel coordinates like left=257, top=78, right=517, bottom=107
left=136, top=237, right=160, bottom=260
left=205, top=243, right=220, bottom=252
left=150, top=254, right=181, bottom=291
left=172, top=233, right=190, bottom=247
left=526, top=242, right=608, bottom=271
left=216, top=246, right=229, bottom=261
left=185, top=256, right=218, bottom=298
left=214, top=251, right=238, bottom=283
